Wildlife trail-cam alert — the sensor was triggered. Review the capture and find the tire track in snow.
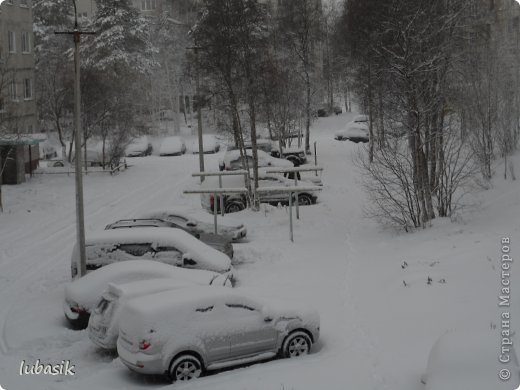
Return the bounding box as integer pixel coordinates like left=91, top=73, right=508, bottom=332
left=315, top=131, right=389, bottom=389
left=0, top=157, right=195, bottom=357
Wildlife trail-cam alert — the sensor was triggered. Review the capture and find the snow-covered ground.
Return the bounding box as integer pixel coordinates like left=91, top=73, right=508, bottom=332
left=0, top=112, right=519, bottom=390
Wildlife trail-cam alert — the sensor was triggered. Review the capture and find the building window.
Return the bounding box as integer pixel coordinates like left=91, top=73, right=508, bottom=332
left=8, top=31, right=16, bottom=53
left=21, top=32, right=30, bottom=53
left=20, top=0, right=28, bottom=6
left=10, top=80, right=17, bottom=101
left=0, top=98, right=4, bottom=112
left=24, top=78, right=32, bottom=100
left=141, top=0, right=156, bottom=11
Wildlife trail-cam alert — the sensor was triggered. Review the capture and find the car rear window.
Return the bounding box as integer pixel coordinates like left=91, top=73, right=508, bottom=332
left=118, top=243, right=153, bottom=257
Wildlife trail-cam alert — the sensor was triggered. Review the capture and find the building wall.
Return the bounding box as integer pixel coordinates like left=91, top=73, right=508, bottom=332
left=0, top=0, right=38, bottom=134
left=76, top=0, right=175, bottom=19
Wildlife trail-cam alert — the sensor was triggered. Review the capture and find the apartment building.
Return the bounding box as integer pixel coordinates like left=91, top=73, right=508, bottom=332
left=0, top=0, right=37, bottom=134
left=76, top=0, right=187, bottom=20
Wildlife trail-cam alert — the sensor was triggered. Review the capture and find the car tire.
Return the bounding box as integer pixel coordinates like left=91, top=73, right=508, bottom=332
left=287, top=156, right=298, bottom=166
left=66, top=312, right=90, bottom=330
left=297, top=194, right=313, bottom=206
left=225, top=201, right=245, bottom=213
left=169, top=354, right=203, bottom=383
left=281, top=331, right=312, bottom=358
left=53, top=161, right=65, bottom=167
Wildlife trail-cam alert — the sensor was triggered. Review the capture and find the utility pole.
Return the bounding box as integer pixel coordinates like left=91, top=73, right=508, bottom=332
left=55, top=0, right=95, bottom=277
left=187, top=46, right=205, bottom=182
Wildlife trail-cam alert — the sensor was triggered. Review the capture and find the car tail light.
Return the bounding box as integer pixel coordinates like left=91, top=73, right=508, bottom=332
left=70, top=304, right=86, bottom=313
left=139, top=340, right=151, bottom=350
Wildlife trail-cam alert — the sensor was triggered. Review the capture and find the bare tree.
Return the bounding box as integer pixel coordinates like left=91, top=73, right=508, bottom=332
left=277, top=0, right=322, bottom=154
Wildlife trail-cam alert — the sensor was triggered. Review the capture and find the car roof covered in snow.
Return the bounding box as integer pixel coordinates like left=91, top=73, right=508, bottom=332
left=65, top=260, right=224, bottom=310
left=107, top=278, right=204, bottom=299
left=84, top=227, right=231, bottom=273
left=159, top=136, right=185, bottom=153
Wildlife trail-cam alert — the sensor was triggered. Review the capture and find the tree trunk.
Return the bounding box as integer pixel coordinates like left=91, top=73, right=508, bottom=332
left=305, top=70, right=311, bottom=154
left=367, top=62, right=374, bottom=163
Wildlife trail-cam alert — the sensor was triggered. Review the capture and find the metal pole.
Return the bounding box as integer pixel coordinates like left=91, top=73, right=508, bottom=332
left=195, top=47, right=205, bottom=183
left=289, top=191, right=293, bottom=242
left=314, top=141, right=318, bottom=176
left=294, top=174, right=299, bottom=219
left=219, top=175, right=224, bottom=216
left=213, top=192, right=218, bottom=234
left=74, top=30, right=87, bottom=277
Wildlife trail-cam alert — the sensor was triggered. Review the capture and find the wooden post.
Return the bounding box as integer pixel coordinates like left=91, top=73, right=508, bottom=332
left=213, top=192, right=218, bottom=234
left=219, top=175, right=224, bottom=216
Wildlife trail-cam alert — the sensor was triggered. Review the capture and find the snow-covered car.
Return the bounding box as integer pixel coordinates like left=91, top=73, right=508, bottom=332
left=421, top=331, right=520, bottom=390
left=64, top=260, right=232, bottom=329
left=189, top=134, right=220, bottom=154
left=126, top=136, right=153, bottom=157
left=89, top=278, right=228, bottom=349
left=219, top=149, right=293, bottom=171
left=270, top=146, right=307, bottom=165
left=70, top=227, right=233, bottom=278
left=226, top=140, right=273, bottom=154
left=116, top=286, right=320, bottom=382
left=201, top=172, right=321, bottom=213
left=334, top=114, right=369, bottom=143
left=159, top=136, right=186, bottom=156
left=105, top=219, right=233, bottom=258
left=135, top=210, right=247, bottom=241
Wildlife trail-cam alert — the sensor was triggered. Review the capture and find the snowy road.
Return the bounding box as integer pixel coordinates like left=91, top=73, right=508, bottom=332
left=1, top=113, right=519, bottom=390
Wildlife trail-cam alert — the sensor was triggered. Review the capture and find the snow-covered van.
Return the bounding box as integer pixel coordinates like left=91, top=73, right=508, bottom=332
left=89, top=278, right=229, bottom=349
left=64, top=260, right=232, bottom=329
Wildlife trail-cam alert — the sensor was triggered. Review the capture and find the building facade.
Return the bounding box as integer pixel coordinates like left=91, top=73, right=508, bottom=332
left=76, top=0, right=189, bottom=20
left=0, top=0, right=37, bottom=135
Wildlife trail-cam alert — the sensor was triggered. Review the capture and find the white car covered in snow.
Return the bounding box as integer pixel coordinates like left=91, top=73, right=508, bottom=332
left=159, top=136, right=186, bottom=156
left=421, top=331, right=520, bottom=390
left=125, top=136, right=153, bottom=157
left=334, top=114, right=369, bottom=143
left=117, top=286, right=320, bottom=382
left=201, top=171, right=321, bottom=213
left=188, top=134, right=220, bottom=154
left=219, top=149, right=293, bottom=171
left=64, top=260, right=232, bottom=329
left=89, top=278, right=229, bottom=349
left=70, top=227, right=233, bottom=278
left=135, top=209, right=247, bottom=241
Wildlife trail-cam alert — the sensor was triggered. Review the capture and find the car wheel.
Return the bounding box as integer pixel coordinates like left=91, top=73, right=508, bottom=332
left=225, top=201, right=245, bottom=213
left=282, top=331, right=312, bottom=358
left=298, top=194, right=313, bottom=206
left=53, top=161, right=65, bottom=167
left=169, top=354, right=202, bottom=383
left=287, top=157, right=298, bottom=166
